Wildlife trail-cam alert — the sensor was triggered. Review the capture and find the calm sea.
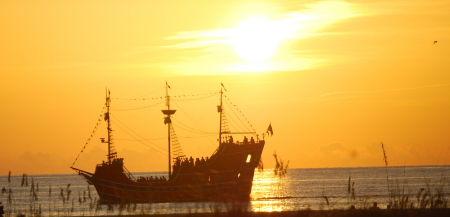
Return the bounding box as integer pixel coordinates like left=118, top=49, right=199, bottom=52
left=0, top=165, right=449, bottom=216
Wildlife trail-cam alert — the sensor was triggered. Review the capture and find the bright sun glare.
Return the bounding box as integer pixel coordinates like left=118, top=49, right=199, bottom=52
left=232, top=18, right=283, bottom=63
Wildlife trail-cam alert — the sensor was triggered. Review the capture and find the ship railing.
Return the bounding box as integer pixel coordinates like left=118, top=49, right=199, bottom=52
left=136, top=176, right=168, bottom=182
left=220, top=140, right=263, bottom=146
left=123, top=166, right=136, bottom=181
left=70, top=167, right=94, bottom=176
left=220, top=132, right=260, bottom=145
left=172, top=156, right=214, bottom=170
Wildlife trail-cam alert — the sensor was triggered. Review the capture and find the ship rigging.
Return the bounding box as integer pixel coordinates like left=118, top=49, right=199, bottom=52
left=71, top=84, right=266, bottom=204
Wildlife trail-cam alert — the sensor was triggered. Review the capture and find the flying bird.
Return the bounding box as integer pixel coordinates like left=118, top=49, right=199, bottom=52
left=433, top=41, right=438, bottom=45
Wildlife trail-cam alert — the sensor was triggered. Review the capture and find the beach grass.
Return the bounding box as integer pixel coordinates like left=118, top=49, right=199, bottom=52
left=1, top=164, right=448, bottom=217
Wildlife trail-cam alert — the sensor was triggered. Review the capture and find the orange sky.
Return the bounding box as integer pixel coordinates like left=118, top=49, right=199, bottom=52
left=1, top=0, right=450, bottom=175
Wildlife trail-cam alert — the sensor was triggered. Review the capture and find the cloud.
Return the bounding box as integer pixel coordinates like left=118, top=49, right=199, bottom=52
left=11, top=151, right=73, bottom=174
left=159, top=0, right=363, bottom=73
left=319, top=142, right=360, bottom=161
left=164, top=1, right=360, bottom=46
left=119, top=148, right=166, bottom=172
left=320, top=142, right=347, bottom=154
left=348, top=148, right=359, bottom=160
left=303, top=84, right=450, bottom=105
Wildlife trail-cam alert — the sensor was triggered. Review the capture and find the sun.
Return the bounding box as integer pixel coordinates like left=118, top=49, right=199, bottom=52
left=231, top=18, right=282, bottom=63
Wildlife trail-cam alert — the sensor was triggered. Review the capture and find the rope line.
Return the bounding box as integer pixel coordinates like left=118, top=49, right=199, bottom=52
left=111, top=115, right=168, bottom=156
left=223, top=102, right=247, bottom=133
left=171, top=118, right=216, bottom=135
left=224, top=95, right=256, bottom=132
left=112, top=92, right=217, bottom=101
left=72, top=90, right=259, bottom=168
left=171, top=98, right=218, bottom=146
left=110, top=101, right=165, bottom=111
left=71, top=106, right=107, bottom=167
left=171, top=92, right=218, bottom=101
left=223, top=95, right=255, bottom=133
left=170, top=124, right=186, bottom=159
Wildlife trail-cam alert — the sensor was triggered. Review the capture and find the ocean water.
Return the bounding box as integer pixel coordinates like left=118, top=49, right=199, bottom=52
left=0, top=165, right=449, bottom=216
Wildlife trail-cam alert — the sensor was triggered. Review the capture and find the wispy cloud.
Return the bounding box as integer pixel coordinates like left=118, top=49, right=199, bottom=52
left=163, top=29, right=233, bottom=49
left=304, top=84, right=450, bottom=105
left=160, top=0, right=363, bottom=74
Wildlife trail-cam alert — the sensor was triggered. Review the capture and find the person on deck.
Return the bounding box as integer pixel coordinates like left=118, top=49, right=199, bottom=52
left=189, top=156, right=194, bottom=166
left=370, top=202, right=380, bottom=210
left=183, top=158, right=189, bottom=166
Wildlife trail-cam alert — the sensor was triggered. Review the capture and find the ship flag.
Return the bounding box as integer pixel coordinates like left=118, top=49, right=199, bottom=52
left=266, top=123, right=273, bottom=136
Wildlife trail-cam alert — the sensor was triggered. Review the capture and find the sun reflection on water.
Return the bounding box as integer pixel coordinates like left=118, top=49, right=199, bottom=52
left=252, top=200, right=285, bottom=212
left=251, top=170, right=289, bottom=212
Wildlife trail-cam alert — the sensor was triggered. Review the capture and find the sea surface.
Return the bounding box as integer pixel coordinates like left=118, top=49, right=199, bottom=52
left=0, top=165, right=449, bottom=216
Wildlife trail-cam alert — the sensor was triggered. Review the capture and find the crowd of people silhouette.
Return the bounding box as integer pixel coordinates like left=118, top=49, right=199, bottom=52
left=135, top=135, right=259, bottom=183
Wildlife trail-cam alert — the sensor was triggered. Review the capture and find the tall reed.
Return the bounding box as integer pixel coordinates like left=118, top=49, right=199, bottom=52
left=257, top=157, right=264, bottom=173
left=273, top=151, right=289, bottom=199
left=381, top=142, right=390, bottom=195
left=347, top=176, right=356, bottom=205
left=379, top=142, right=449, bottom=210
left=273, top=151, right=289, bottom=180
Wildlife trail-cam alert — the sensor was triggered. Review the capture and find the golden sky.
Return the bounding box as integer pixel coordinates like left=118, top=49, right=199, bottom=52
left=1, top=0, right=450, bottom=174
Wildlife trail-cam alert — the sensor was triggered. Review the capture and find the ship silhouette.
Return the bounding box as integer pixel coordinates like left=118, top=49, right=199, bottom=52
left=71, top=84, right=266, bottom=204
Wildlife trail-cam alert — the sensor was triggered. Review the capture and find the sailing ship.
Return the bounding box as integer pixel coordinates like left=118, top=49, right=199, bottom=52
left=71, top=84, right=266, bottom=204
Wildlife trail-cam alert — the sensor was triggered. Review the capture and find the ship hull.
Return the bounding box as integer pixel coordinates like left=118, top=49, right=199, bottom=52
left=74, top=141, right=265, bottom=204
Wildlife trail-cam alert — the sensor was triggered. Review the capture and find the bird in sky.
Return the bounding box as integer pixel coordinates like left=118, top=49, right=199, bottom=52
left=433, top=41, right=438, bottom=45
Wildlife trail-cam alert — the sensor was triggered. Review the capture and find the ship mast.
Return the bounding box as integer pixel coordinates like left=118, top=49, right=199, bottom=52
left=218, top=83, right=227, bottom=145
left=104, top=89, right=117, bottom=164
left=162, top=82, right=176, bottom=177
left=218, top=88, right=223, bottom=145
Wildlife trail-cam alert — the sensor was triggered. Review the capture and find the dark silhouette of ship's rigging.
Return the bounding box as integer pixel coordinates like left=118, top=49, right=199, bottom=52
left=71, top=84, right=266, bottom=204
